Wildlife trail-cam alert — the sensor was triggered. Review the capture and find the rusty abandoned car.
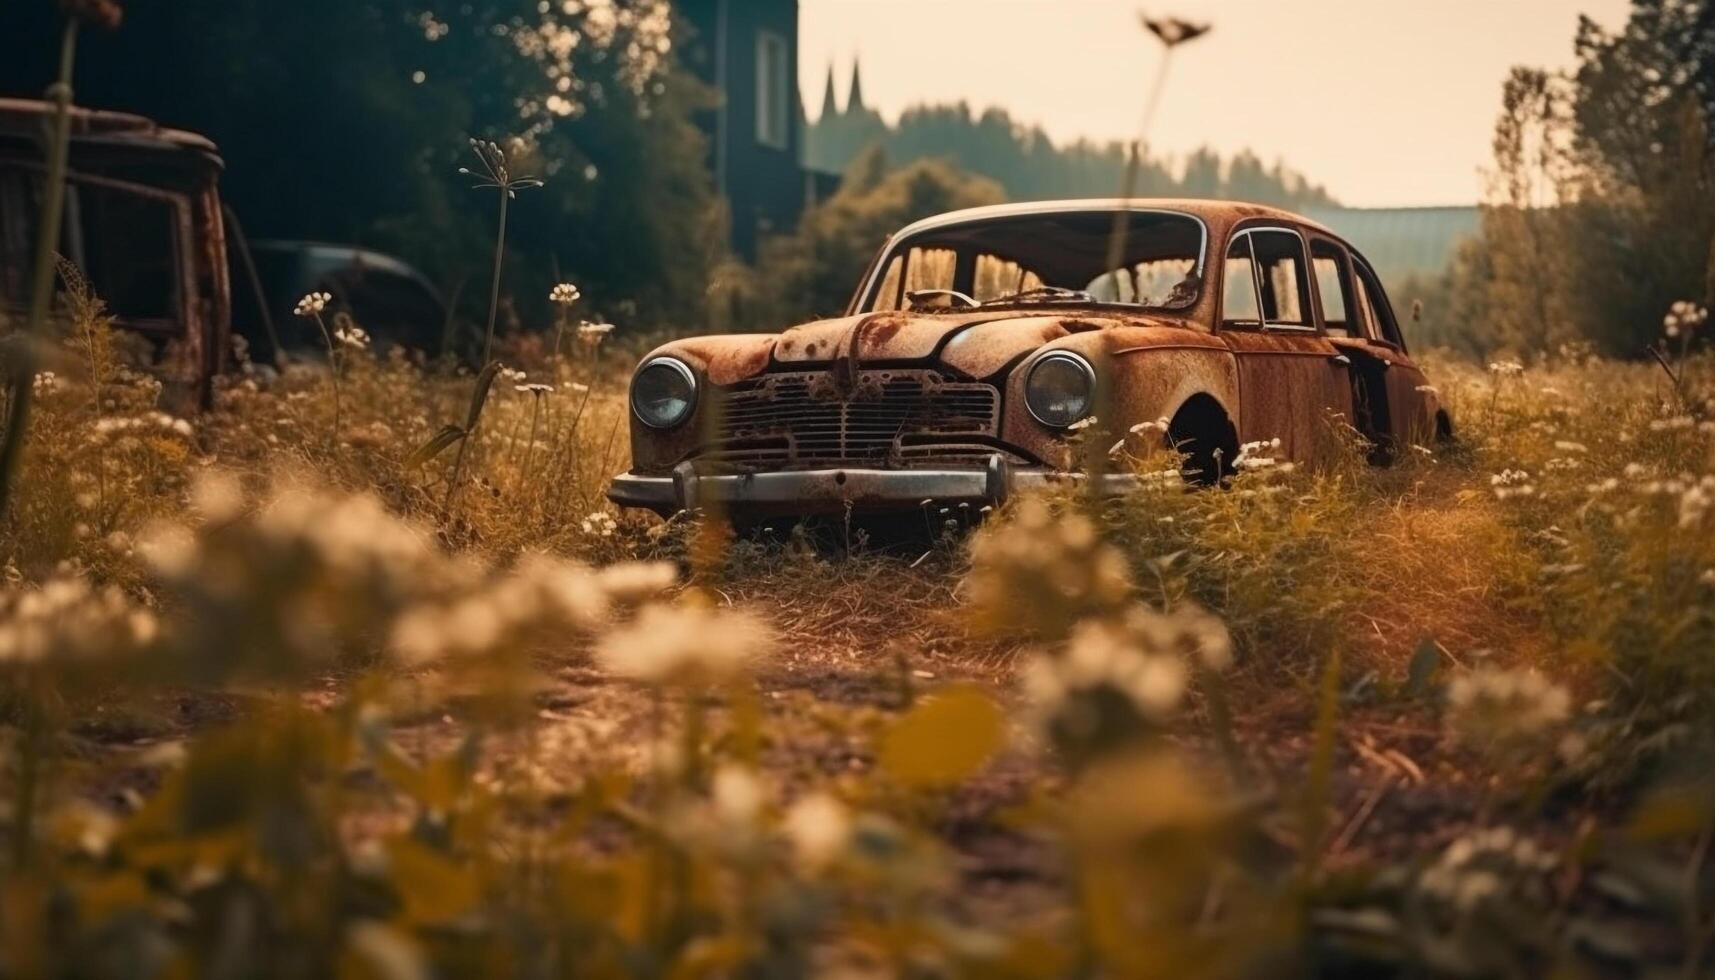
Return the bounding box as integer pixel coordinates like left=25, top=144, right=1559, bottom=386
left=609, top=199, right=1452, bottom=517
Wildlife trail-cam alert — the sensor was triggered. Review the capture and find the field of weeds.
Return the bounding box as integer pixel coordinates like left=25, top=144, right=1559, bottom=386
left=2, top=274, right=1714, bottom=977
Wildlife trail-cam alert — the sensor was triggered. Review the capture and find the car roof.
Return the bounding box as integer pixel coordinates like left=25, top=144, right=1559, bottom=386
left=889, top=198, right=1336, bottom=240
left=0, top=97, right=222, bottom=163
left=248, top=239, right=444, bottom=303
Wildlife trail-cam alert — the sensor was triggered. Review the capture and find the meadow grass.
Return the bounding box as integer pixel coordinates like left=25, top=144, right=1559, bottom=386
left=0, top=286, right=1713, bottom=976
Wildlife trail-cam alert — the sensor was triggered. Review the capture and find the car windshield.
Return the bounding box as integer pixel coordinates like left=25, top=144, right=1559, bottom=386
left=858, top=209, right=1206, bottom=313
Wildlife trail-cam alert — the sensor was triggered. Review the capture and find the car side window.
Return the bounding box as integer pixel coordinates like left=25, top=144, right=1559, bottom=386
left=1222, top=232, right=1262, bottom=326
left=1249, top=230, right=1311, bottom=327
left=1351, top=258, right=1406, bottom=349
left=1310, top=239, right=1356, bottom=338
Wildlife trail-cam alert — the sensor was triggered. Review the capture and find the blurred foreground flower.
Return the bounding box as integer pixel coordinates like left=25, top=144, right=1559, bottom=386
left=1447, top=667, right=1571, bottom=763
left=1417, top=826, right=1558, bottom=915
left=0, top=577, right=156, bottom=666
left=965, top=496, right=1134, bottom=639
left=597, top=601, right=774, bottom=686
left=1024, top=619, right=1186, bottom=763
left=141, top=471, right=469, bottom=680
left=782, top=792, right=852, bottom=871
left=389, top=554, right=649, bottom=665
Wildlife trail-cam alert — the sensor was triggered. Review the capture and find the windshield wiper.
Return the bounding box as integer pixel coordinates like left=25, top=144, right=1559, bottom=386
left=979, top=285, right=1097, bottom=307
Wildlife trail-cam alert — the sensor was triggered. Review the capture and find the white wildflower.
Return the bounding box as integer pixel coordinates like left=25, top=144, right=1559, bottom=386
left=577, top=321, right=616, bottom=344
left=1491, top=469, right=1535, bottom=500
left=294, top=291, right=332, bottom=317
left=1128, top=417, right=1170, bottom=436
left=334, top=325, right=370, bottom=350
left=1649, top=415, right=1694, bottom=432
left=581, top=512, right=617, bottom=538
left=1663, top=300, right=1708, bottom=338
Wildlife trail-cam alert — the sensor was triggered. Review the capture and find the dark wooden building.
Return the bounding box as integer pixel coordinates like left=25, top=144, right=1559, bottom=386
left=676, top=0, right=816, bottom=259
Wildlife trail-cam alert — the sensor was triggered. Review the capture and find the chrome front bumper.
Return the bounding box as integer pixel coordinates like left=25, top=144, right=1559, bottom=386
left=608, top=456, right=1141, bottom=516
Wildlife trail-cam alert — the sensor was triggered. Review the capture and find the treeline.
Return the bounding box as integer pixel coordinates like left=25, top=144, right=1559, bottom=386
left=808, top=100, right=1339, bottom=210
left=1414, top=0, right=1714, bottom=358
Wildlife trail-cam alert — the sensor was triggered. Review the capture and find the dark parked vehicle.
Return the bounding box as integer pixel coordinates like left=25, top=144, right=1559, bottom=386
left=235, top=240, right=449, bottom=363
left=610, top=199, right=1452, bottom=517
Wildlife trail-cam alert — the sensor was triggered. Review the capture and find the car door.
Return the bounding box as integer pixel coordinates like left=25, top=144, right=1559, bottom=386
left=1348, top=253, right=1436, bottom=446
left=1217, top=225, right=1355, bottom=463
left=1311, top=236, right=1396, bottom=458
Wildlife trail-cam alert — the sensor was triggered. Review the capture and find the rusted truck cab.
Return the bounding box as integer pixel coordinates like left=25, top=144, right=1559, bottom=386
left=0, top=98, right=229, bottom=405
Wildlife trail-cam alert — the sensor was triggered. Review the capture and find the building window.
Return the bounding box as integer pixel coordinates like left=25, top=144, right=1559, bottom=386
left=755, top=30, right=789, bottom=150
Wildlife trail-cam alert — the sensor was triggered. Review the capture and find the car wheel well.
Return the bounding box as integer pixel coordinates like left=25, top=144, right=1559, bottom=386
left=1435, top=409, right=1455, bottom=443
left=1167, top=394, right=1238, bottom=486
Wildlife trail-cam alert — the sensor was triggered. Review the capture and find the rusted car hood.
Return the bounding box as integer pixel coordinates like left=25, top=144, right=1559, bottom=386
left=654, top=308, right=1201, bottom=385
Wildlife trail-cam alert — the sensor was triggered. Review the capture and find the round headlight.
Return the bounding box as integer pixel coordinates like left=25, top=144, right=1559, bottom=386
left=1024, top=352, right=1096, bottom=428
left=631, top=357, right=697, bottom=429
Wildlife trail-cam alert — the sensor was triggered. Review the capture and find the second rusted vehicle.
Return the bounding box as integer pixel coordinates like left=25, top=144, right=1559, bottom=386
left=0, top=97, right=230, bottom=405
left=609, top=199, right=1452, bottom=517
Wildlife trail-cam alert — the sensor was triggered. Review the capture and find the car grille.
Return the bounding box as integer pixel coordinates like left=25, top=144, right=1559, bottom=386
left=699, top=369, right=1003, bottom=469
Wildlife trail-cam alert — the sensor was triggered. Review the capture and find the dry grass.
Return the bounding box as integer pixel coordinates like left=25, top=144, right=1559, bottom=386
left=2, top=287, right=1714, bottom=975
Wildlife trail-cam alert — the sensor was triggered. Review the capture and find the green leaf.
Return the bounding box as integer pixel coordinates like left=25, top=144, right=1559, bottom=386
left=1405, top=639, right=1441, bottom=697
left=406, top=425, right=466, bottom=468
left=880, top=684, right=1004, bottom=788
left=465, top=360, right=502, bottom=430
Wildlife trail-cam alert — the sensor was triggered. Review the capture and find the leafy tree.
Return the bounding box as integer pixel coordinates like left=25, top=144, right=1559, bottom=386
left=1445, top=0, right=1713, bottom=357
left=0, top=1, right=721, bottom=332
left=751, top=149, right=1005, bottom=326
left=1561, top=2, right=1715, bottom=354
left=807, top=100, right=1337, bottom=210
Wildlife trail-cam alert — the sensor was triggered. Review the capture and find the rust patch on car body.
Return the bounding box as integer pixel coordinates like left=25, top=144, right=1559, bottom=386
left=664, top=335, right=777, bottom=386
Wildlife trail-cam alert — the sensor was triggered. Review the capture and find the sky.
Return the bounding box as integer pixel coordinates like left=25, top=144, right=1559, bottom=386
left=798, top=0, right=1633, bottom=208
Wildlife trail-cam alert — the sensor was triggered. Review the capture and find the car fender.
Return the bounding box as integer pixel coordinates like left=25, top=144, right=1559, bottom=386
left=999, top=327, right=1240, bottom=466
